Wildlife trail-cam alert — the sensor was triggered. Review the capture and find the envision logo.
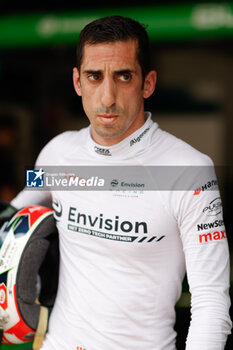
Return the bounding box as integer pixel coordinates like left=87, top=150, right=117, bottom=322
left=121, top=182, right=144, bottom=188
left=68, top=207, right=148, bottom=234
left=111, top=179, right=119, bottom=187
left=52, top=198, right=62, bottom=219
left=110, top=180, right=144, bottom=188
left=67, top=207, right=166, bottom=243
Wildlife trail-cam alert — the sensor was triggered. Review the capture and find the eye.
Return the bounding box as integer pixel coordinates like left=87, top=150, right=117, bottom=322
left=88, top=73, right=101, bottom=81
left=119, top=73, right=131, bottom=82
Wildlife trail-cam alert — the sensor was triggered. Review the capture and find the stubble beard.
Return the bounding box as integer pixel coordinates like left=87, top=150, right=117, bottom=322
left=90, top=104, right=144, bottom=142
left=93, top=121, right=126, bottom=140
left=92, top=105, right=127, bottom=140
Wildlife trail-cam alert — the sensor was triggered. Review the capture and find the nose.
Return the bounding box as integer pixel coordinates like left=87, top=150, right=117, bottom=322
left=100, top=76, right=116, bottom=108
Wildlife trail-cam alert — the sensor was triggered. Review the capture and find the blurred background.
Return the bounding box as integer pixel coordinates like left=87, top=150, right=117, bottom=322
left=0, top=0, right=232, bottom=349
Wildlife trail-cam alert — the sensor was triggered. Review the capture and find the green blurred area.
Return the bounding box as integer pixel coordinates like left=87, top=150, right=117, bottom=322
left=0, top=2, right=233, bottom=48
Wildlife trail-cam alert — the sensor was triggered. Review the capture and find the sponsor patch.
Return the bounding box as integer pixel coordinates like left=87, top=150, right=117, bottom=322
left=202, top=197, right=222, bottom=216
left=199, top=230, right=226, bottom=243
left=193, top=179, right=218, bottom=195
left=130, top=126, right=150, bottom=146
left=197, top=219, right=224, bottom=231
left=94, top=146, right=112, bottom=156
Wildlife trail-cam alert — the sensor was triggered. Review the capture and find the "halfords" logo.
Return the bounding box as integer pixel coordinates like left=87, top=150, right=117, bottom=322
left=194, top=179, right=218, bottom=195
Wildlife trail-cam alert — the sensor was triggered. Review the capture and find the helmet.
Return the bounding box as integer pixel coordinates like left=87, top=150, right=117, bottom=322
left=0, top=205, right=59, bottom=344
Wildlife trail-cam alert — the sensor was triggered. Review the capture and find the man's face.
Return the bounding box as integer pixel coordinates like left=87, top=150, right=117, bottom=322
left=73, top=40, right=156, bottom=146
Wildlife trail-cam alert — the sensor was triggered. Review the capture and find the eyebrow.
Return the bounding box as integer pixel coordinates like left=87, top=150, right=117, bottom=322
left=114, top=69, right=136, bottom=74
left=82, top=69, right=136, bottom=75
left=83, top=70, right=102, bottom=75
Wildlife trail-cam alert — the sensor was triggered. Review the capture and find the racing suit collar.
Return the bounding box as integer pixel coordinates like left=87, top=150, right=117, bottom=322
left=88, top=112, right=157, bottom=158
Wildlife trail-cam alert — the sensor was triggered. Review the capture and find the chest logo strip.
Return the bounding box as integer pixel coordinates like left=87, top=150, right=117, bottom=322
left=67, top=207, right=165, bottom=243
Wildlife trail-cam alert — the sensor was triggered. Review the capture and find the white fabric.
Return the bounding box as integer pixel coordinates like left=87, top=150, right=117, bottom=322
left=12, top=113, right=232, bottom=350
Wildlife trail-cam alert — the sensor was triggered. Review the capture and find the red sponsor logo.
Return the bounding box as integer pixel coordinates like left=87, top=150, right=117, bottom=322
left=199, top=230, right=226, bottom=243
left=194, top=180, right=218, bottom=195
left=0, top=283, right=7, bottom=310
left=194, top=187, right=201, bottom=195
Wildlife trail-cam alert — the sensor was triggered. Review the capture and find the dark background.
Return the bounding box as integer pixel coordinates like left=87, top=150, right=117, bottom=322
left=0, top=0, right=221, bottom=14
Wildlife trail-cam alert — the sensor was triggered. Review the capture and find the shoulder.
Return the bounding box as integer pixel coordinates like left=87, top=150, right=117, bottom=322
left=36, top=127, right=89, bottom=165
left=152, top=126, right=213, bottom=166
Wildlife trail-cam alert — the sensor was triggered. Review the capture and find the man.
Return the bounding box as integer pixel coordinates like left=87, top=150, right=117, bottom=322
left=11, top=16, right=231, bottom=349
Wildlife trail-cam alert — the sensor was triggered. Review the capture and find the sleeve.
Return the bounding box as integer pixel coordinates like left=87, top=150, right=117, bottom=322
left=10, top=188, right=52, bottom=209
left=176, top=166, right=232, bottom=349
left=10, top=130, right=75, bottom=210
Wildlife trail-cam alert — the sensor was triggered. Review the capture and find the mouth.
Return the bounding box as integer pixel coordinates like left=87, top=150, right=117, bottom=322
left=97, top=114, right=119, bottom=124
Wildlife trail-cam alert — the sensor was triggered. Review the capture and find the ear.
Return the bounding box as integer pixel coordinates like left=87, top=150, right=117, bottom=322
left=73, top=67, right=82, bottom=96
left=143, top=70, right=157, bottom=99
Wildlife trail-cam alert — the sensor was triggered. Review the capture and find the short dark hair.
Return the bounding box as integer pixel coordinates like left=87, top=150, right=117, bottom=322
left=76, top=15, right=151, bottom=82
